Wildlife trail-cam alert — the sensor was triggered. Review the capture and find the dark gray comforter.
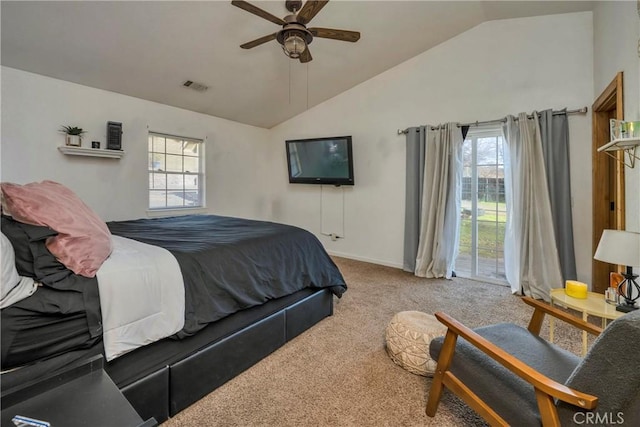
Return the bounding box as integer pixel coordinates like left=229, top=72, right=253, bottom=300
left=1, top=214, right=346, bottom=369
left=107, top=214, right=347, bottom=337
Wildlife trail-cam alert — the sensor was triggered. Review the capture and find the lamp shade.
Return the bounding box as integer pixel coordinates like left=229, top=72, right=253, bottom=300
left=594, top=230, right=640, bottom=267
left=283, top=32, right=306, bottom=58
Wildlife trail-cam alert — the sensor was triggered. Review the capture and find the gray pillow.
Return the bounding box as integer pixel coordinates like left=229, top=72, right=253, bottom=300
left=1, top=231, right=37, bottom=308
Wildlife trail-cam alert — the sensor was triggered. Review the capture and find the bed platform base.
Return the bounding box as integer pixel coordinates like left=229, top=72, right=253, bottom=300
left=119, top=288, right=334, bottom=423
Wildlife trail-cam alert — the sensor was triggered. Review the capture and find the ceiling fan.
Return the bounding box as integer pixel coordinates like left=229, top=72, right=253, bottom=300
left=232, top=0, right=360, bottom=63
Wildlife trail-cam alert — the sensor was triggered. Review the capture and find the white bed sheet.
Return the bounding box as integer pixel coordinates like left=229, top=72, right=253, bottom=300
left=97, top=235, right=185, bottom=361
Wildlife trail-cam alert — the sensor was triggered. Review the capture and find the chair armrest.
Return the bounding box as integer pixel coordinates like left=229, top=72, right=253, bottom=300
left=521, top=297, right=603, bottom=337
left=434, top=311, right=598, bottom=410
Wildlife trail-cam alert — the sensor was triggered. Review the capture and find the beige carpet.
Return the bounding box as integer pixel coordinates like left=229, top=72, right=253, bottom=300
left=163, top=257, right=586, bottom=426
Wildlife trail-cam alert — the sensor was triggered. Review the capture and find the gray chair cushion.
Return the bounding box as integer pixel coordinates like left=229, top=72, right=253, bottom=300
left=430, top=323, right=581, bottom=426
left=557, top=309, right=640, bottom=426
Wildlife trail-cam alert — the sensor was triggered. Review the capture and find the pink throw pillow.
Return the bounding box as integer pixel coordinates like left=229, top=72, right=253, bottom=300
left=1, top=180, right=112, bottom=277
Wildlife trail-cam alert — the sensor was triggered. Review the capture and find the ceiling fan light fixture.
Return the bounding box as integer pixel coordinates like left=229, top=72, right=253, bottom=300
left=234, top=1, right=360, bottom=63
left=282, top=31, right=307, bottom=58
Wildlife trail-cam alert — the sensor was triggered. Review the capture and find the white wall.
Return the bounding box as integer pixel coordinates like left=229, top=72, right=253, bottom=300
left=0, top=67, right=271, bottom=222
left=268, top=12, right=595, bottom=283
left=593, top=1, right=640, bottom=234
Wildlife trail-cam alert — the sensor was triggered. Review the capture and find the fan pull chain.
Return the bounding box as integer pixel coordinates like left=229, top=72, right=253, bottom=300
left=288, top=59, right=292, bottom=105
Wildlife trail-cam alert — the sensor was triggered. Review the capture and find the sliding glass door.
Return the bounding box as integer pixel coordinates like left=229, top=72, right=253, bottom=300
left=455, top=128, right=506, bottom=282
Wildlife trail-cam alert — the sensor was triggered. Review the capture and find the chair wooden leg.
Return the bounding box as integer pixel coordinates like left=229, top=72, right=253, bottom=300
left=426, top=330, right=458, bottom=417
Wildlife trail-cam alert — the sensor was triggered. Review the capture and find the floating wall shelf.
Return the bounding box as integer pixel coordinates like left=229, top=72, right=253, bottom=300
left=58, top=146, right=125, bottom=159
left=597, top=137, right=640, bottom=168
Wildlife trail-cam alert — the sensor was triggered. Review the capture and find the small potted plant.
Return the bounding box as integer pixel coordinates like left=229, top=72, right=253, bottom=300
left=60, top=125, right=86, bottom=147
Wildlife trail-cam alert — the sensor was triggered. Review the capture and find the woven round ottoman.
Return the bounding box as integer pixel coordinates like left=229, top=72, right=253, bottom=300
left=385, top=311, right=447, bottom=376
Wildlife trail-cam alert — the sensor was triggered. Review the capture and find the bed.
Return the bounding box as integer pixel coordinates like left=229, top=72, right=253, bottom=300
left=1, top=186, right=347, bottom=423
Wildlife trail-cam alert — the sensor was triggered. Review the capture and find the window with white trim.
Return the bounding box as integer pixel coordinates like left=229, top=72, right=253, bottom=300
left=148, top=132, right=204, bottom=209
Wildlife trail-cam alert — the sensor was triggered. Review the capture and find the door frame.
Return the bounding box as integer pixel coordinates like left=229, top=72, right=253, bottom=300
left=592, top=72, right=625, bottom=293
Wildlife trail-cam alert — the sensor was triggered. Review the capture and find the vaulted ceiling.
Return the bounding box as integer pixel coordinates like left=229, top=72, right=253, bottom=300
left=1, top=1, right=593, bottom=128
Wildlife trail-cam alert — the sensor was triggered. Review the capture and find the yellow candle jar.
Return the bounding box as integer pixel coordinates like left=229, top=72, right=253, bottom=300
left=565, top=280, right=588, bottom=299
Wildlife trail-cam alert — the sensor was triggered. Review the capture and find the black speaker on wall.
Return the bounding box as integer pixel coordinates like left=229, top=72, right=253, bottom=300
left=107, top=121, right=123, bottom=150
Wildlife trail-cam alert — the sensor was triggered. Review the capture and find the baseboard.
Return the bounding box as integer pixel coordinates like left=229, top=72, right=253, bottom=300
left=326, top=250, right=403, bottom=269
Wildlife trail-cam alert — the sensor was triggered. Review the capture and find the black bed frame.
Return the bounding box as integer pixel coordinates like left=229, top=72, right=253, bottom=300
left=112, top=288, right=334, bottom=424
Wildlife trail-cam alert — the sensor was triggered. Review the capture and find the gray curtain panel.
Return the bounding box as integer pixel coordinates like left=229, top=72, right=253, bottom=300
left=403, top=126, right=426, bottom=272
left=414, top=124, right=464, bottom=279
left=403, top=126, right=469, bottom=273
left=503, top=113, right=563, bottom=300
left=539, top=109, right=577, bottom=282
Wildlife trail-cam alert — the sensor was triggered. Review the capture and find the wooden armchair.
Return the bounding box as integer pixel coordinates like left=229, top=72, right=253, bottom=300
left=426, top=297, right=640, bottom=426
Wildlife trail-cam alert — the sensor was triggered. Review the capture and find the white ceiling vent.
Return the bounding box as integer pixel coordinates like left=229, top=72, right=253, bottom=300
left=182, top=80, right=209, bottom=93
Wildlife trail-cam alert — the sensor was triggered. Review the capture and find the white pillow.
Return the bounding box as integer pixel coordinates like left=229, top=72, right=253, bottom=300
left=1, top=232, right=37, bottom=308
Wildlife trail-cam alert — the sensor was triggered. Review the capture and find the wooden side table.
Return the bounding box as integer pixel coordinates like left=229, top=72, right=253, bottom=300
left=549, top=288, right=624, bottom=356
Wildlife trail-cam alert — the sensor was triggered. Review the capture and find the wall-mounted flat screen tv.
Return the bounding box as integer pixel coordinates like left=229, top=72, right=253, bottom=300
left=286, top=136, right=354, bottom=186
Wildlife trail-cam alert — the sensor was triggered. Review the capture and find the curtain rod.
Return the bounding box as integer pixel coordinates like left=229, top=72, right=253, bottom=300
left=397, top=106, right=588, bottom=135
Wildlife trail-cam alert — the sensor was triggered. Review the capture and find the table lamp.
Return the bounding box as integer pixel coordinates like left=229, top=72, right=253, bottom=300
left=594, top=230, right=640, bottom=312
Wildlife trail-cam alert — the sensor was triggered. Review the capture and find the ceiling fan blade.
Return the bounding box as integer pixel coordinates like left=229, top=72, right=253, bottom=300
left=309, top=27, right=360, bottom=42
left=299, top=47, right=312, bottom=63
left=240, top=33, right=277, bottom=49
left=231, top=0, right=285, bottom=26
left=297, top=0, right=329, bottom=25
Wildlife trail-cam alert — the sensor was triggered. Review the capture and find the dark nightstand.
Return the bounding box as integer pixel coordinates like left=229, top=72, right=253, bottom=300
left=1, top=355, right=156, bottom=427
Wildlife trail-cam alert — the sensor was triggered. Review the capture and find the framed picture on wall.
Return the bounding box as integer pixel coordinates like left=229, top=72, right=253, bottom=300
left=107, top=121, right=122, bottom=150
